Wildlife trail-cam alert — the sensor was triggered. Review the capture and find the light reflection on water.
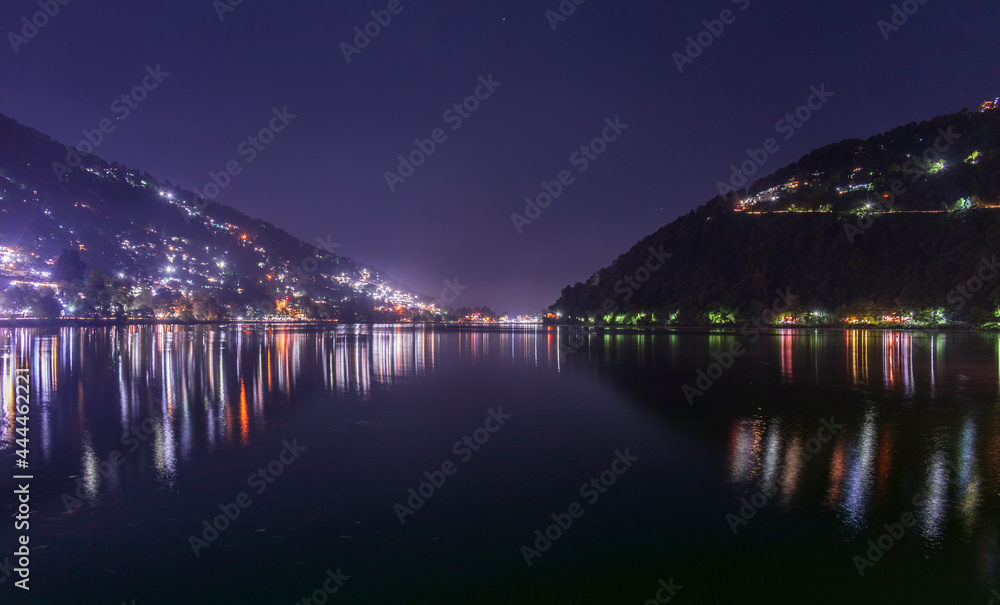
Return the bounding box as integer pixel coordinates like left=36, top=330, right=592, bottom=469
left=0, top=324, right=562, bottom=472
left=0, top=325, right=998, bottom=581
left=726, top=406, right=996, bottom=543
left=841, top=407, right=878, bottom=532
left=724, top=326, right=1000, bottom=557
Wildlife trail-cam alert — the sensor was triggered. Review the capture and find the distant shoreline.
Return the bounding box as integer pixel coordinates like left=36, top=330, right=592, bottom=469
left=0, top=318, right=992, bottom=333
left=546, top=324, right=995, bottom=333
left=0, top=318, right=540, bottom=328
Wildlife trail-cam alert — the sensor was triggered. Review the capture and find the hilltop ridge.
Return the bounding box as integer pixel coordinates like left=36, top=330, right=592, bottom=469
left=0, top=111, right=431, bottom=321
left=551, top=101, right=1000, bottom=327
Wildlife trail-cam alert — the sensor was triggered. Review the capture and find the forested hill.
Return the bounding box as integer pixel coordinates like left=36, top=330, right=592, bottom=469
left=552, top=103, right=1000, bottom=326
left=0, top=111, right=429, bottom=321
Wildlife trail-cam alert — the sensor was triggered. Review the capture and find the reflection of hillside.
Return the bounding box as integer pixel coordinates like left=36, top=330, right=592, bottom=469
left=2, top=326, right=998, bottom=562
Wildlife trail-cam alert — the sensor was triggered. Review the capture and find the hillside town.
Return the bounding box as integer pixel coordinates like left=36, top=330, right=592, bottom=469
left=0, top=167, right=541, bottom=323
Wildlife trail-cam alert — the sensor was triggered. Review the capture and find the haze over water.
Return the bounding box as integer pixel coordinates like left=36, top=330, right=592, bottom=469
left=1, top=325, right=999, bottom=604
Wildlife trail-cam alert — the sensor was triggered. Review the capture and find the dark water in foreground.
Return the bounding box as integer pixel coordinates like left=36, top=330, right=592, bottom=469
left=1, top=325, right=999, bottom=604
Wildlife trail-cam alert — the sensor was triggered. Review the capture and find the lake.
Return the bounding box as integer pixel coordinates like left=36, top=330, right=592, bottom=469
left=1, top=325, right=998, bottom=604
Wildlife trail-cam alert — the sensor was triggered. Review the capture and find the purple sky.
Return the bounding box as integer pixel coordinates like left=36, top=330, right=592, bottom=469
left=1, top=0, right=997, bottom=313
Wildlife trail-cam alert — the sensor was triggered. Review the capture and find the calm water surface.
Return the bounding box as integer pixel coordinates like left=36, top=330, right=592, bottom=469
left=1, top=325, right=999, bottom=604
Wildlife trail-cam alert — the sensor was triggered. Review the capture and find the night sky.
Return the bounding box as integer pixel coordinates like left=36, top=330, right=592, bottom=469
left=1, top=0, right=996, bottom=313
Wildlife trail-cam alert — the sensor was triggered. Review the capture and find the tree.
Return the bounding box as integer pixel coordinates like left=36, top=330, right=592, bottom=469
left=133, top=287, right=154, bottom=308
left=81, top=269, right=133, bottom=317
left=251, top=298, right=276, bottom=319
left=290, top=295, right=320, bottom=319
left=54, top=249, right=87, bottom=285
left=0, top=284, right=36, bottom=317
left=192, top=293, right=224, bottom=321
left=153, top=289, right=182, bottom=317
left=339, top=297, right=372, bottom=323
left=31, top=292, right=63, bottom=319
left=177, top=305, right=195, bottom=323
left=82, top=269, right=113, bottom=315
left=109, top=281, right=135, bottom=316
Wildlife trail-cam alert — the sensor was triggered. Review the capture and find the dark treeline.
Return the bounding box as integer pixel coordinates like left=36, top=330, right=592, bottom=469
left=552, top=105, right=1000, bottom=326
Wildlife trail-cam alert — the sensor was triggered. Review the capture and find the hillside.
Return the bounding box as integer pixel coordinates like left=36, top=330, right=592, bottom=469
left=552, top=103, right=1000, bottom=326
left=0, top=112, right=431, bottom=321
